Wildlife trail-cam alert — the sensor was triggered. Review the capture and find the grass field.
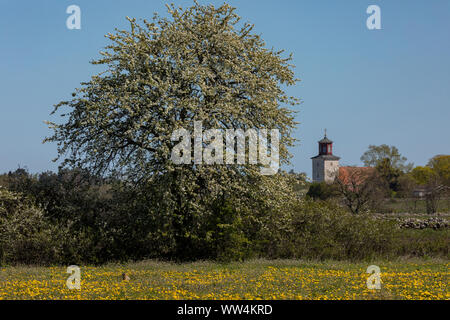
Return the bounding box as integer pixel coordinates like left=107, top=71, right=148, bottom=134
left=0, top=259, right=448, bottom=300
left=380, top=198, right=450, bottom=214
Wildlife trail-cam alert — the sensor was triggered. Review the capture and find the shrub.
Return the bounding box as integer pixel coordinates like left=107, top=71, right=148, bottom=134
left=306, top=182, right=339, bottom=200
left=257, top=199, right=398, bottom=261
left=205, top=200, right=251, bottom=262
left=393, top=228, right=449, bottom=258
left=0, top=188, right=63, bottom=265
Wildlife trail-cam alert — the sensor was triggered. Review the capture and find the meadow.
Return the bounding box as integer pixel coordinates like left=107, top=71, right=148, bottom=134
left=0, top=259, right=448, bottom=300
left=380, top=198, right=450, bottom=214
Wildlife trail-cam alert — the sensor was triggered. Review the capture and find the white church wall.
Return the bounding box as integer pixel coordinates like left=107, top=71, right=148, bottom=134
left=324, top=160, right=339, bottom=183
left=312, top=158, right=324, bottom=182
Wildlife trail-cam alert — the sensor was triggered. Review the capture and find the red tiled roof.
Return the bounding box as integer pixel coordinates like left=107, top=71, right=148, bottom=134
left=338, top=166, right=376, bottom=186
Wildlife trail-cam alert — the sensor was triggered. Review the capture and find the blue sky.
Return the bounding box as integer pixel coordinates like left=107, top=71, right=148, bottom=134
left=0, top=0, right=449, bottom=178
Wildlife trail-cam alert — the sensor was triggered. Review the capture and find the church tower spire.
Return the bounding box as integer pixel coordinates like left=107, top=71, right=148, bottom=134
left=318, top=129, right=333, bottom=156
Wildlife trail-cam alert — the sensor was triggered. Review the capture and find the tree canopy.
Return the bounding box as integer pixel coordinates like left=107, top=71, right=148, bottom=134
left=44, top=2, right=300, bottom=260
left=412, top=155, right=450, bottom=187
left=427, top=155, right=450, bottom=186
left=45, top=2, right=298, bottom=184
left=361, top=144, right=413, bottom=173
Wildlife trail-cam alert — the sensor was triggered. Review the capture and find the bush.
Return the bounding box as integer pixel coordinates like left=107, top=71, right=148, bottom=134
left=256, top=199, right=398, bottom=261
left=393, top=228, right=449, bottom=258
left=306, top=182, right=339, bottom=201
left=0, top=188, right=63, bottom=265
left=205, top=200, right=251, bottom=262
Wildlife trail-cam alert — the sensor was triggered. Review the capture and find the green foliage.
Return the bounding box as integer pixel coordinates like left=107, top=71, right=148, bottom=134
left=0, top=178, right=447, bottom=265
left=427, top=155, right=450, bottom=186
left=0, top=188, right=62, bottom=265
left=393, top=229, right=449, bottom=258
left=360, top=145, right=414, bottom=196
left=361, top=144, right=413, bottom=173
left=396, top=174, right=417, bottom=198
left=266, top=200, right=398, bottom=261
left=306, top=182, right=338, bottom=200
left=205, top=199, right=250, bottom=262
left=376, top=158, right=402, bottom=193
left=410, top=156, right=450, bottom=214
left=411, top=166, right=436, bottom=186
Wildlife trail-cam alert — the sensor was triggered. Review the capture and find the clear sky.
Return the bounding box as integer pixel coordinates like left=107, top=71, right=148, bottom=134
left=1, top=0, right=449, bottom=178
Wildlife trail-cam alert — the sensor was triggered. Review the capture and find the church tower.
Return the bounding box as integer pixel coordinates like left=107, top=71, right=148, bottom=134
left=311, top=130, right=340, bottom=183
